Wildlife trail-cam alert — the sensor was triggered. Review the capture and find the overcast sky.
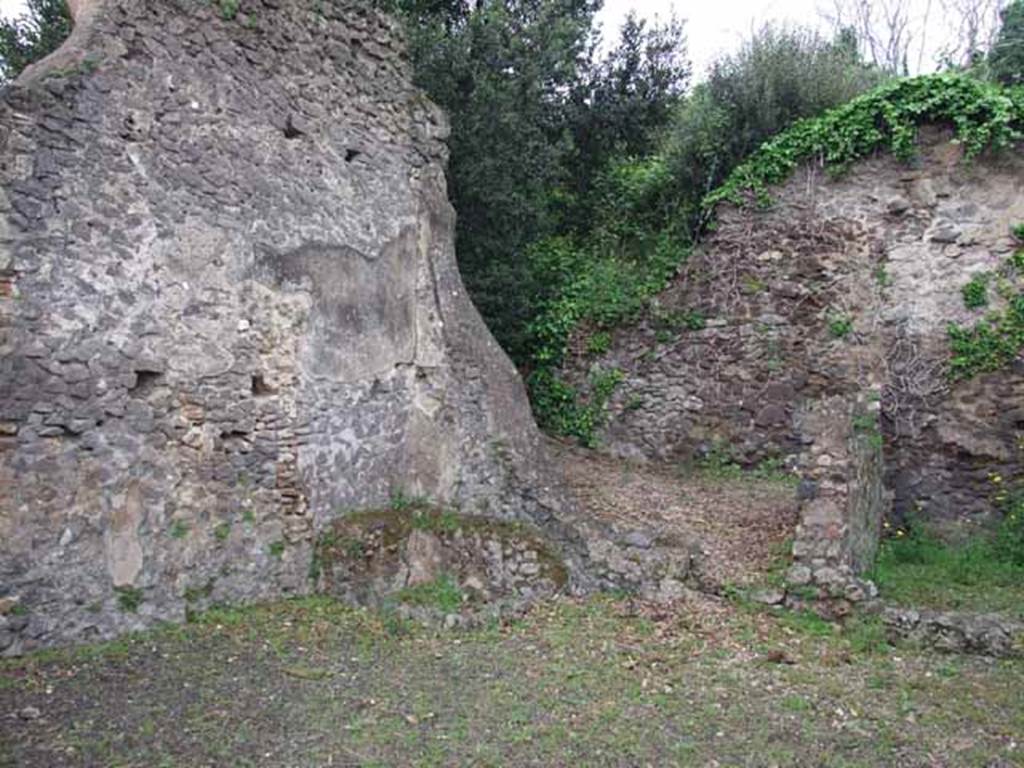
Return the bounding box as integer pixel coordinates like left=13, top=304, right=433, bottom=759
left=0, top=0, right=971, bottom=77
left=597, top=0, right=825, bottom=77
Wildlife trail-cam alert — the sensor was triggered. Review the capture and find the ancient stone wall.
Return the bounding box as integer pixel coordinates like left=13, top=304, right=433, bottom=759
left=0, top=0, right=593, bottom=654
left=565, top=130, right=1024, bottom=589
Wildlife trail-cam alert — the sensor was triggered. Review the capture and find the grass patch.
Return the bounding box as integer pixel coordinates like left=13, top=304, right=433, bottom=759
left=961, top=272, right=991, bottom=310
left=115, top=586, right=144, bottom=613
left=410, top=507, right=460, bottom=534
left=3, top=594, right=1023, bottom=767
left=396, top=574, right=465, bottom=614
left=870, top=513, right=1024, bottom=618
left=267, top=540, right=286, bottom=559
left=681, top=445, right=798, bottom=487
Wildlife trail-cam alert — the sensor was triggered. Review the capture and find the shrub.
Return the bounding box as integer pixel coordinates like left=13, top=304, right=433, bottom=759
left=663, top=23, right=885, bottom=228
left=948, top=293, right=1024, bottom=380
left=990, top=0, right=1024, bottom=86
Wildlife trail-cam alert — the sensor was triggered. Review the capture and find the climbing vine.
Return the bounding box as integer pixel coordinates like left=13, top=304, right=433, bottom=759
left=705, top=74, right=1024, bottom=211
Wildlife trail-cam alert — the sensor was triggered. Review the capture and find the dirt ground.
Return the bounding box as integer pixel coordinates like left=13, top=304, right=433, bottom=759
left=553, top=442, right=799, bottom=587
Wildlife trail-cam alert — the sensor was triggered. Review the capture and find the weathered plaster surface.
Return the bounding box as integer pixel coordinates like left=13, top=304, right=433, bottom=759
left=0, top=0, right=583, bottom=653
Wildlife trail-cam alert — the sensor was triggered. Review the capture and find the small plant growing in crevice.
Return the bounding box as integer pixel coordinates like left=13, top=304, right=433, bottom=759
left=828, top=313, right=853, bottom=339
left=115, top=586, right=144, bottom=613
left=169, top=520, right=190, bottom=540
left=1011, top=250, right=1024, bottom=273
left=961, top=273, right=990, bottom=310
left=873, top=265, right=892, bottom=287
left=218, top=0, right=240, bottom=20
left=183, top=581, right=215, bottom=603
left=213, top=522, right=231, bottom=542
left=390, top=490, right=428, bottom=513
left=751, top=456, right=798, bottom=486
left=267, top=540, right=285, bottom=559
left=624, top=394, right=644, bottom=412
left=852, top=414, right=883, bottom=450
left=585, top=331, right=612, bottom=356
left=652, top=306, right=706, bottom=333
left=693, top=441, right=744, bottom=481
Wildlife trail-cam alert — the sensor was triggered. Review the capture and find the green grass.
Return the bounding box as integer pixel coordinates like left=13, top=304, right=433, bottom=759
left=869, top=521, right=1024, bottom=618
left=4, top=595, right=1022, bottom=767
left=680, top=446, right=798, bottom=488
left=396, top=574, right=465, bottom=613
left=410, top=507, right=460, bottom=534
left=115, top=586, right=144, bottom=613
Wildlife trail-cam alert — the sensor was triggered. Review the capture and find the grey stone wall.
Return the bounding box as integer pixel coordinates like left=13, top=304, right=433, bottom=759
left=0, top=0, right=587, bottom=654
left=565, top=130, right=1024, bottom=585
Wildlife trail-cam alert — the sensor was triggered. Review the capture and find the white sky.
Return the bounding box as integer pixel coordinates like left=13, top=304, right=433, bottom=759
left=597, top=0, right=824, bottom=78
left=0, top=0, right=980, bottom=78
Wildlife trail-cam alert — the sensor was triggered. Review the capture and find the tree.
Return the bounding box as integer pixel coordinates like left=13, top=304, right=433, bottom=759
left=564, top=12, right=690, bottom=213
left=662, top=24, right=885, bottom=230
left=825, top=0, right=916, bottom=74
left=932, top=0, right=1006, bottom=70
left=990, top=0, right=1024, bottom=84
left=0, top=0, right=72, bottom=83
left=386, top=0, right=601, bottom=362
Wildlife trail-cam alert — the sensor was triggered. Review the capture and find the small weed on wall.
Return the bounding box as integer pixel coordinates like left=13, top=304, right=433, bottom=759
left=948, top=240, right=1024, bottom=381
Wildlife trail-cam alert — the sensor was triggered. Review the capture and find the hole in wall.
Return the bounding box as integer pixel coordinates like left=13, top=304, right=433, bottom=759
left=283, top=116, right=304, bottom=140
left=129, top=370, right=163, bottom=396
left=251, top=374, right=276, bottom=397
left=345, top=148, right=362, bottom=163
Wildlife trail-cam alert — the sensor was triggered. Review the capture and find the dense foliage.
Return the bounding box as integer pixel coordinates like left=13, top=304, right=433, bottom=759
left=525, top=26, right=886, bottom=441
left=378, top=0, right=689, bottom=363
left=526, top=156, right=687, bottom=443
left=663, top=25, right=885, bottom=224
left=0, top=0, right=70, bottom=83
left=990, top=0, right=1024, bottom=86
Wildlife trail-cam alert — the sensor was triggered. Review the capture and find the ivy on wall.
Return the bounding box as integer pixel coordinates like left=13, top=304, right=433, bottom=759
left=705, top=74, right=1024, bottom=211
